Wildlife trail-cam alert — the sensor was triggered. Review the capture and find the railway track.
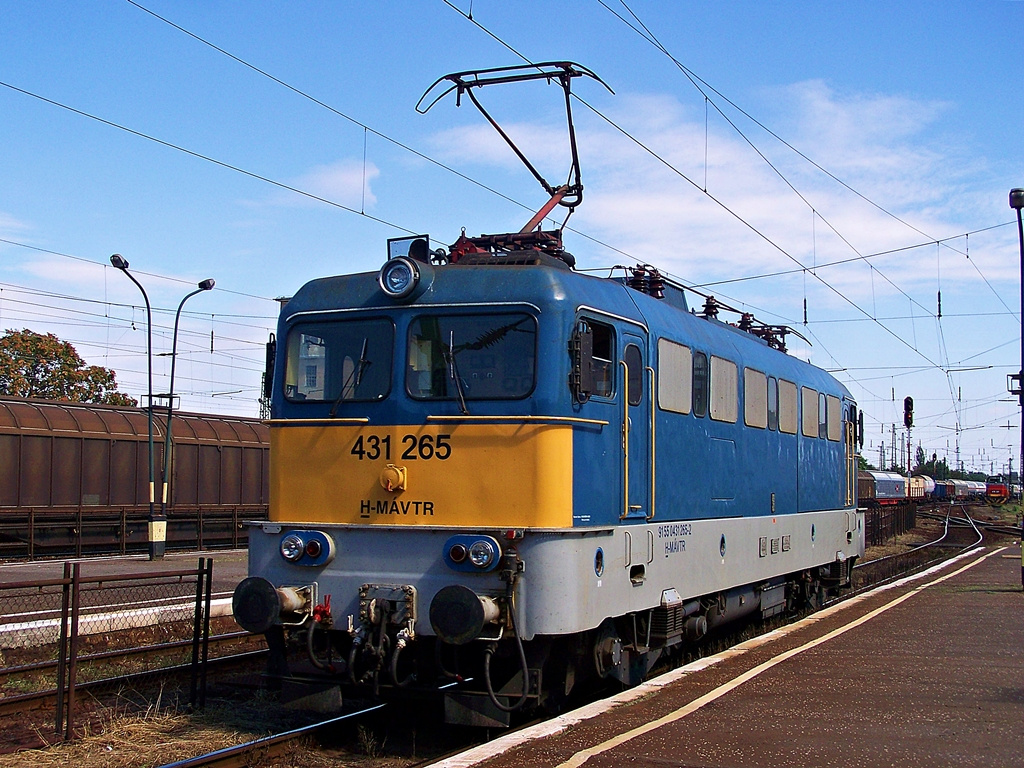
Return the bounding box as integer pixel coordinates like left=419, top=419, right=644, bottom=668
left=157, top=703, right=387, bottom=768
left=2, top=508, right=1017, bottom=766
left=0, top=640, right=266, bottom=717
left=839, top=502, right=1021, bottom=607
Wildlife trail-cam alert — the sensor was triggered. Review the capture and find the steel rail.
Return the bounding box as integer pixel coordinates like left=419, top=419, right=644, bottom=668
left=0, top=630, right=253, bottom=679
left=156, top=703, right=387, bottom=768
left=0, top=648, right=266, bottom=716
left=854, top=509, right=953, bottom=570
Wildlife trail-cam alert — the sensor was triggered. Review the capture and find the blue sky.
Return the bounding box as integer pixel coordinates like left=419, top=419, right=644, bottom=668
left=1, top=1, right=1023, bottom=475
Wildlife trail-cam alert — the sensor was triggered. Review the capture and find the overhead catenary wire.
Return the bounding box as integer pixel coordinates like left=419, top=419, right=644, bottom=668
left=440, top=0, right=1020, bottom=466
left=442, top=1, right=947, bottom=370
left=1, top=4, right=1015, bottom=451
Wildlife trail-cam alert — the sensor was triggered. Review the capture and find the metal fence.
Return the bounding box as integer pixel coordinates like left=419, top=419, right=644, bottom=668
left=0, top=558, right=213, bottom=744
left=0, top=506, right=266, bottom=559
left=864, top=501, right=918, bottom=547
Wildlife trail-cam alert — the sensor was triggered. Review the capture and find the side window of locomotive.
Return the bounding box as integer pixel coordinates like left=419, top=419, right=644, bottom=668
left=624, top=344, right=643, bottom=406
left=283, top=318, right=394, bottom=403
left=767, top=376, right=779, bottom=431
left=406, top=312, right=537, bottom=400
left=743, top=368, right=767, bottom=429
left=801, top=387, right=820, bottom=437
left=590, top=321, right=615, bottom=398
left=692, top=352, right=708, bottom=417
left=818, top=392, right=828, bottom=438
left=692, top=351, right=709, bottom=417
left=657, top=338, right=691, bottom=414
left=778, top=379, right=798, bottom=434
left=709, top=356, right=738, bottom=423
left=826, top=394, right=842, bottom=441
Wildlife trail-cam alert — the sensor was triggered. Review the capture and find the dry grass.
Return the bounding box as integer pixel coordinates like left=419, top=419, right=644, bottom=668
left=0, top=687, right=419, bottom=768
left=0, top=709, right=247, bottom=768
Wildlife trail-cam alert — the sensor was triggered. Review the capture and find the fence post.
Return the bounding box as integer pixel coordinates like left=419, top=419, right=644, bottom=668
left=65, top=562, right=82, bottom=741
left=190, top=558, right=203, bottom=708
left=190, top=557, right=214, bottom=710
left=55, top=561, right=71, bottom=736
left=201, top=557, right=213, bottom=709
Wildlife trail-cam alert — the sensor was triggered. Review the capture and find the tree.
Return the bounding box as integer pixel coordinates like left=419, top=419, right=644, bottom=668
left=914, top=445, right=926, bottom=474
left=0, top=329, right=138, bottom=406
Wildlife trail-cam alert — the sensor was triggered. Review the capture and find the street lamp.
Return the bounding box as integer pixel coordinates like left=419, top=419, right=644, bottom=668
left=1010, top=188, right=1024, bottom=590
left=110, top=253, right=161, bottom=560
left=160, top=279, right=215, bottom=520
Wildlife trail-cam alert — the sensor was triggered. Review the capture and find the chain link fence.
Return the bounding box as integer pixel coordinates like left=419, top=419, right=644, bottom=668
left=0, top=559, right=213, bottom=746
left=864, top=501, right=917, bottom=547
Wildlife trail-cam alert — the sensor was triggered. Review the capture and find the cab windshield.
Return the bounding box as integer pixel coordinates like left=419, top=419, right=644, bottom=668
left=283, top=318, right=394, bottom=403
left=406, top=312, right=536, bottom=401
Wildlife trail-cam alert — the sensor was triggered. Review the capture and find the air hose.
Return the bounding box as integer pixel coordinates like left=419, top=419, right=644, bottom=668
left=483, top=579, right=530, bottom=712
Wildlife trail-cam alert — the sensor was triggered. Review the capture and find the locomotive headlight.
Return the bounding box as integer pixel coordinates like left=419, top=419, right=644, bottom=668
left=278, top=530, right=335, bottom=566
left=280, top=534, right=305, bottom=562
left=379, top=257, right=420, bottom=298
left=468, top=539, right=497, bottom=569
left=442, top=534, right=501, bottom=572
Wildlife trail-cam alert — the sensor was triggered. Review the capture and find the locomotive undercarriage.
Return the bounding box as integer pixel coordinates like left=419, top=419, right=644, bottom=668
left=258, top=560, right=852, bottom=727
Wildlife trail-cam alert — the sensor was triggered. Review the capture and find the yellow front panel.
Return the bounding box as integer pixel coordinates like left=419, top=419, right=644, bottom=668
left=270, top=423, right=574, bottom=528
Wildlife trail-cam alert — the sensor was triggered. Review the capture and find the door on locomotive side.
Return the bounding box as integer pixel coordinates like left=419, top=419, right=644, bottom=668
left=620, top=331, right=651, bottom=521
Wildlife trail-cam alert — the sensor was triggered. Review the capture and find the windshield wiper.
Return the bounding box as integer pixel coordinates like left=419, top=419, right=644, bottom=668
left=329, top=337, right=370, bottom=418
left=442, top=331, right=470, bottom=415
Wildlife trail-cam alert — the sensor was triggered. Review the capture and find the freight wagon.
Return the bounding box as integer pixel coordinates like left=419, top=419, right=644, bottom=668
left=0, top=396, right=269, bottom=558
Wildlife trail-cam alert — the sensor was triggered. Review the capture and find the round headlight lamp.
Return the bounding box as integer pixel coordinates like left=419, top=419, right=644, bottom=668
left=468, top=539, right=497, bottom=569
left=280, top=534, right=304, bottom=562
left=378, top=257, right=420, bottom=299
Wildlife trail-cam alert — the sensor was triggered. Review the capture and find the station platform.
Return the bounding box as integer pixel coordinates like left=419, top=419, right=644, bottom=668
left=438, top=543, right=1024, bottom=768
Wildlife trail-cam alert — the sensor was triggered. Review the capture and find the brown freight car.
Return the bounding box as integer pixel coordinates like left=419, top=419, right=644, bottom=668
left=0, top=396, right=268, bottom=558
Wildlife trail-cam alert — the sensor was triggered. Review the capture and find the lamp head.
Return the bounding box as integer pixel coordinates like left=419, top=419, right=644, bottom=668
left=1010, top=188, right=1024, bottom=211
left=110, top=253, right=129, bottom=270
left=198, top=279, right=215, bottom=291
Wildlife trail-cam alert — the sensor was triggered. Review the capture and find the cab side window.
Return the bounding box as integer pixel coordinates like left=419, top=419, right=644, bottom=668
left=591, top=322, right=615, bottom=398
left=571, top=318, right=615, bottom=401
left=693, top=351, right=709, bottom=417
left=624, top=344, right=643, bottom=406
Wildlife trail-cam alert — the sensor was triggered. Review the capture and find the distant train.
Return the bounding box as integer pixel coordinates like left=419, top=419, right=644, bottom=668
left=860, top=470, right=1004, bottom=506
left=0, top=396, right=269, bottom=557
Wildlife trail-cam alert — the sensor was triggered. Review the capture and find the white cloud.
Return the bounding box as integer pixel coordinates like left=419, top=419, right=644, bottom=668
left=249, top=159, right=380, bottom=210
left=0, top=211, right=32, bottom=236
left=292, top=159, right=379, bottom=208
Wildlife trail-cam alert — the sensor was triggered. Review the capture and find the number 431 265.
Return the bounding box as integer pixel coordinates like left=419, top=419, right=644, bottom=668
left=350, top=434, right=452, bottom=461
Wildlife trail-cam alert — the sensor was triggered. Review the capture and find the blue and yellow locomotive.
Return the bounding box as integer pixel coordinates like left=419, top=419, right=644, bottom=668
left=233, top=224, right=864, bottom=725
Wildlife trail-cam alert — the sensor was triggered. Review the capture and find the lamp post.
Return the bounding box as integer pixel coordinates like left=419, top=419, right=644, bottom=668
left=110, top=253, right=161, bottom=560
left=1010, top=188, right=1024, bottom=590
left=160, top=279, right=215, bottom=520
